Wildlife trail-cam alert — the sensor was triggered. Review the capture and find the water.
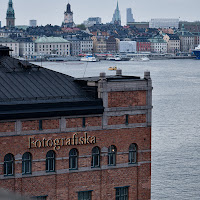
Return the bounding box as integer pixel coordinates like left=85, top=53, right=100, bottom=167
left=36, top=59, right=200, bottom=199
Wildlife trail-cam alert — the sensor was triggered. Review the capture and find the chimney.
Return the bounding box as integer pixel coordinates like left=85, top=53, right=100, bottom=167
left=116, top=69, right=122, bottom=76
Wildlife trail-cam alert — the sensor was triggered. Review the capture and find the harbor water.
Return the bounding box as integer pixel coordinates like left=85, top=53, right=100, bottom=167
left=35, top=59, right=200, bottom=200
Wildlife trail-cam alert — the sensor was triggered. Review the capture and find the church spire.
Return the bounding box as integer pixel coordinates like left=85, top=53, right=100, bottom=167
left=6, top=0, right=15, bottom=27
left=111, top=0, right=121, bottom=25
left=117, top=0, right=119, bottom=10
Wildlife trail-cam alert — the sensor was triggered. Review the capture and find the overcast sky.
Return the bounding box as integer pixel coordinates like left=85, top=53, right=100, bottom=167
left=0, top=0, right=200, bottom=27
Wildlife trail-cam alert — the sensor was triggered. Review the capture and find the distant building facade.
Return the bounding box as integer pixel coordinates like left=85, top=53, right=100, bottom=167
left=92, top=36, right=107, bottom=53
left=29, top=20, right=37, bottom=27
left=127, top=22, right=149, bottom=29
left=149, top=18, right=179, bottom=29
left=193, top=33, right=200, bottom=47
left=0, top=38, right=19, bottom=57
left=176, top=24, right=195, bottom=52
left=149, top=35, right=167, bottom=53
left=16, top=37, right=35, bottom=58
left=111, top=1, right=121, bottom=25
left=6, top=0, right=15, bottom=27
left=35, top=36, right=70, bottom=56
left=179, top=21, right=200, bottom=34
left=0, top=29, right=24, bottom=38
left=136, top=39, right=151, bottom=52
left=163, top=34, right=180, bottom=53
left=63, top=3, right=75, bottom=28
left=126, top=8, right=135, bottom=24
left=120, top=41, right=137, bottom=53
left=106, top=36, right=118, bottom=53
left=83, top=17, right=102, bottom=27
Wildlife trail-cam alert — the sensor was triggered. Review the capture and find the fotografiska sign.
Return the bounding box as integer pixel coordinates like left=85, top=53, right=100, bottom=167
left=29, top=132, right=96, bottom=151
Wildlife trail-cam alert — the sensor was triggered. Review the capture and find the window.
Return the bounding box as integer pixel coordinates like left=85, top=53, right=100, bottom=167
left=31, top=195, right=48, bottom=200
left=78, top=191, right=92, bottom=200
left=22, top=152, right=32, bottom=174
left=125, top=114, right=129, bottom=125
left=129, top=143, right=137, bottom=164
left=108, top=145, right=117, bottom=166
left=46, top=150, right=55, bottom=172
left=39, top=120, right=43, bottom=130
left=115, top=186, right=129, bottom=200
left=82, top=117, right=86, bottom=127
left=91, top=146, right=100, bottom=168
left=69, top=148, right=78, bottom=170
left=4, top=153, right=14, bottom=176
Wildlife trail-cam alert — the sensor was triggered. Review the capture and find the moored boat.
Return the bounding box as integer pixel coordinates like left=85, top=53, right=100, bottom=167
left=106, top=55, right=121, bottom=61
left=192, top=45, right=200, bottom=59
left=80, top=55, right=98, bottom=62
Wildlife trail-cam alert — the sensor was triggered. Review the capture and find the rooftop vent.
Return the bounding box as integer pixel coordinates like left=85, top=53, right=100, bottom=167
left=18, top=60, right=32, bottom=69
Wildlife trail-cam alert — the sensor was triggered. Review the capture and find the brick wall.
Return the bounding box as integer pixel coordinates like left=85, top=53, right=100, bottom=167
left=66, top=117, right=102, bottom=128
left=0, top=122, right=15, bottom=132
left=108, top=114, right=146, bottom=125
left=108, top=91, right=146, bottom=108
left=0, top=127, right=151, bottom=200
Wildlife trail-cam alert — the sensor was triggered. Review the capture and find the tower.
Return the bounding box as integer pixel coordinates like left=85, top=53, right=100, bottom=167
left=6, top=0, right=15, bottom=28
left=63, top=2, right=75, bottom=28
left=127, top=8, right=135, bottom=24
left=111, top=0, right=121, bottom=25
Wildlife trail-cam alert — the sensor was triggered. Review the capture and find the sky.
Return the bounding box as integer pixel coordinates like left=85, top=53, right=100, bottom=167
left=0, top=0, right=200, bottom=27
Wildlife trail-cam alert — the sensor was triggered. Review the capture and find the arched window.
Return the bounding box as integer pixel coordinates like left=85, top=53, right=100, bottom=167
left=91, top=146, right=100, bottom=168
left=4, top=153, right=14, bottom=176
left=46, top=150, right=55, bottom=172
left=108, top=145, right=117, bottom=166
left=129, top=143, right=137, bottom=164
left=69, top=148, right=78, bottom=170
left=22, top=152, right=32, bottom=174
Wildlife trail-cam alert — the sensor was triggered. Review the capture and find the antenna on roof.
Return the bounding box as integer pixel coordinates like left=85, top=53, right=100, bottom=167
left=83, top=61, right=88, bottom=78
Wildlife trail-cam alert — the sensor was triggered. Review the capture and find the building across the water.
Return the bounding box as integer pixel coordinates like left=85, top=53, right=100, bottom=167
left=111, top=0, right=121, bottom=25
left=29, top=20, right=37, bottom=27
left=126, top=8, right=135, bottom=24
left=149, top=18, right=179, bottom=29
left=6, top=0, right=15, bottom=27
left=0, top=46, right=152, bottom=200
left=35, top=36, right=70, bottom=56
left=62, top=2, right=75, bottom=28
left=83, top=17, right=102, bottom=27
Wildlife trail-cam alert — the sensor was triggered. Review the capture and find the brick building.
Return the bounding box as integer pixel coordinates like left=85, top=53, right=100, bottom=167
left=0, top=46, right=152, bottom=200
left=136, top=38, right=151, bottom=52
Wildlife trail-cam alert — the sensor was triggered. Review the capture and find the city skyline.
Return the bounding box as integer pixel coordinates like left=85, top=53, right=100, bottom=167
left=0, top=0, right=200, bottom=27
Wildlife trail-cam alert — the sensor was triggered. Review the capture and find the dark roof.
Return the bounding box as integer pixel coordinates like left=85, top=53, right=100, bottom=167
left=0, top=38, right=17, bottom=43
left=76, top=75, right=140, bottom=82
left=0, top=55, right=103, bottom=120
left=16, top=37, right=33, bottom=43
left=167, top=34, right=180, bottom=40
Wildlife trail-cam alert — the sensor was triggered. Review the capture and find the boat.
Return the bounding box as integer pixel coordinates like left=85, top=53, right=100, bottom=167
left=141, top=57, right=150, bottom=61
left=192, top=45, right=200, bottom=59
left=130, top=56, right=150, bottom=61
left=108, top=66, right=117, bottom=70
left=106, top=55, right=121, bottom=61
left=80, top=55, right=98, bottom=62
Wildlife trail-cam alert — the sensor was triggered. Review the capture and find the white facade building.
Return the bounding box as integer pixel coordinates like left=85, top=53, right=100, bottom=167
left=0, top=38, right=19, bottom=57
left=29, top=20, right=37, bottom=27
left=149, top=18, right=179, bottom=29
left=149, top=36, right=167, bottom=53
left=119, top=41, right=136, bottom=53
left=83, top=17, right=101, bottom=27
left=17, top=38, right=35, bottom=58
left=80, top=40, right=93, bottom=54
left=35, top=37, right=70, bottom=56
